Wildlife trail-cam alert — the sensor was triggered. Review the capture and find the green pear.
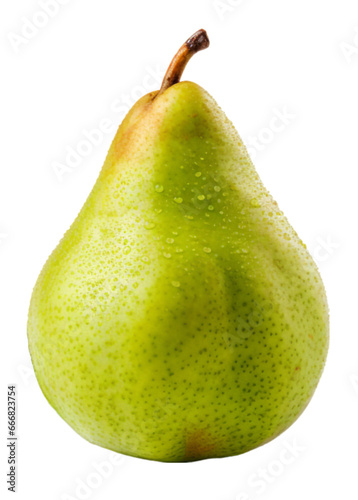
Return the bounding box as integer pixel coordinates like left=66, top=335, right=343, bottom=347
left=28, top=30, right=329, bottom=462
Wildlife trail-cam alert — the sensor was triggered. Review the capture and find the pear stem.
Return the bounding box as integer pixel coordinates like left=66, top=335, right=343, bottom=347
left=157, top=29, right=210, bottom=97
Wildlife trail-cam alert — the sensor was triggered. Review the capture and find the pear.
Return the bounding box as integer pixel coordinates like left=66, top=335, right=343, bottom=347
left=28, top=30, right=329, bottom=462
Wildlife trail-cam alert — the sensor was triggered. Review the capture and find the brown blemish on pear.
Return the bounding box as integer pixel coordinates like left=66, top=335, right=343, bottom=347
left=184, top=429, right=216, bottom=461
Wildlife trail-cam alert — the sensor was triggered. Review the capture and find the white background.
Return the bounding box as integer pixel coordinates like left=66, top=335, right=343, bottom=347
left=1, top=0, right=358, bottom=499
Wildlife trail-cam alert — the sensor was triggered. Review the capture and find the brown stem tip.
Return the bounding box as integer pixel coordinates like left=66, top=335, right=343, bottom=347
left=157, top=29, right=210, bottom=97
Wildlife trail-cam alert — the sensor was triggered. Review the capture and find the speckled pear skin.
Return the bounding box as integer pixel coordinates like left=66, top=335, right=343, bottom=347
left=28, top=82, right=329, bottom=462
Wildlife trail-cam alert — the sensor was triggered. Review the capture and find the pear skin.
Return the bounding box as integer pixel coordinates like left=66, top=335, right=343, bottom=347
left=28, top=30, right=329, bottom=462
